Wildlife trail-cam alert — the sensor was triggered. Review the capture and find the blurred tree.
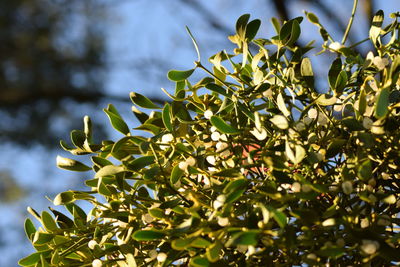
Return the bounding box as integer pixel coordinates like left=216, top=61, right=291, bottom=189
left=0, top=0, right=382, bottom=147
left=0, top=0, right=107, bottom=145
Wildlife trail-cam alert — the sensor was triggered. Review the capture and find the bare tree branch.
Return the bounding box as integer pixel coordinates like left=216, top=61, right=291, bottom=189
left=179, top=0, right=233, bottom=35
left=270, top=0, right=290, bottom=22
left=363, top=0, right=375, bottom=25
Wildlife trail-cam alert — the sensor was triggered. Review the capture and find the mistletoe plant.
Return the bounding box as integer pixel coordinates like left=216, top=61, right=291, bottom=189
left=20, top=5, right=400, bottom=267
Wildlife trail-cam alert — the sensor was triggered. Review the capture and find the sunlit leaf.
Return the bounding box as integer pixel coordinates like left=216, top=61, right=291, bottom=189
left=53, top=191, right=75, bottom=205
left=270, top=115, right=289, bottom=129
left=316, top=94, right=337, bottom=106
left=277, top=93, right=290, bottom=117
left=56, top=156, right=91, bottom=172
left=95, top=165, right=125, bottom=178
left=369, top=10, right=384, bottom=47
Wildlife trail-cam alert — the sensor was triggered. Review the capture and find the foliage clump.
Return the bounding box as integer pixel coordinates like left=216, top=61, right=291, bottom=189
left=20, top=7, right=400, bottom=267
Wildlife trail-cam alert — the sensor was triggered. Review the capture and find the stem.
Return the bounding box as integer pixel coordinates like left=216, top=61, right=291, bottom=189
left=341, top=0, right=358, bottom=45
left=149, top=144, right=191, bottom=205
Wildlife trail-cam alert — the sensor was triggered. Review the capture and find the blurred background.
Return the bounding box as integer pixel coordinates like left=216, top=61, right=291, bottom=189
left=0, top=0, right=398, bottom=265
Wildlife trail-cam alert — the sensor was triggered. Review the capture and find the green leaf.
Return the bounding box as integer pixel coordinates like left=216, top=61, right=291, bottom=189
left=127, top=156, right=155, bottom=172
left=91, top=156, right=113, bottom=168
left=149, top=208, right=166, bottom=219
left=104, top=104, right=130, bottom=135
left=226, top=188, right=246, bottom=203
left=98, top=179, right=112, bottom=196
left=132, top=105, right=149, bottom=124
left=172, top=237, right=196, bottom=250
left=328, top=58, right=342, bottom=89
left=335, top=70, right=348, bottom=94
left=210, top=115, right=240, bottom=134
left=56, top=156, right=91, bottom=172
left=49, top=208, right=74, bottom=229
left=172, top=101, right=193, bottom=122
left=214, top=168, right=242, bottom=178
left=171, top=164, right=184, bottom=185
left=375, top=87, right=390, bottom=118
left=270, top=115, right=289, bottom=129
left=33, top=232, right=53, bottom=245
left=270, top=208, right=287, bottom=228
left=24, top=218, right=36, bottom=241
left=132, top=229, right=166, bottom=241
left=326, top=139, right=346, bottom=158
left=53, top=191, right=75, bottom=205
left=40, top=254, right=50, bottom=267
left=191, top=237, right=212, bottom=248
left=190, top=256, right=210, bottom=267
left=342, top=118, right=364, bottom=131
left=236, top=14, right=250, bottom=38
left=280, top=19, right=301, bottom=46
left=130, top=92, right=160, bottom=109
left=270, top=17, right=281, bottom=34
left=162, top=103, right=173, bottom=132
left=227, top=230, right=260, bottom=246
left=357, top=159, right=372, bottom=180
left=95, top=165, right=125, bottom=178
left=167, top=69, right=195, bottom=81
left=70, top=130, right=85, bottom=148
left=19, top=251, right=50, bottom=267
left=245, top=19, right=261, bottom=41
left=357, top=88, right=367, bottom=115
left=206, top=83, right=231, bottom=97
left=223, top=179, right=248, bottom=194
left=306, top=12, right=320, bottom=25
left=206, top=240, right=223, bottom=262
left=41, top=211, right=58, bottom=232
